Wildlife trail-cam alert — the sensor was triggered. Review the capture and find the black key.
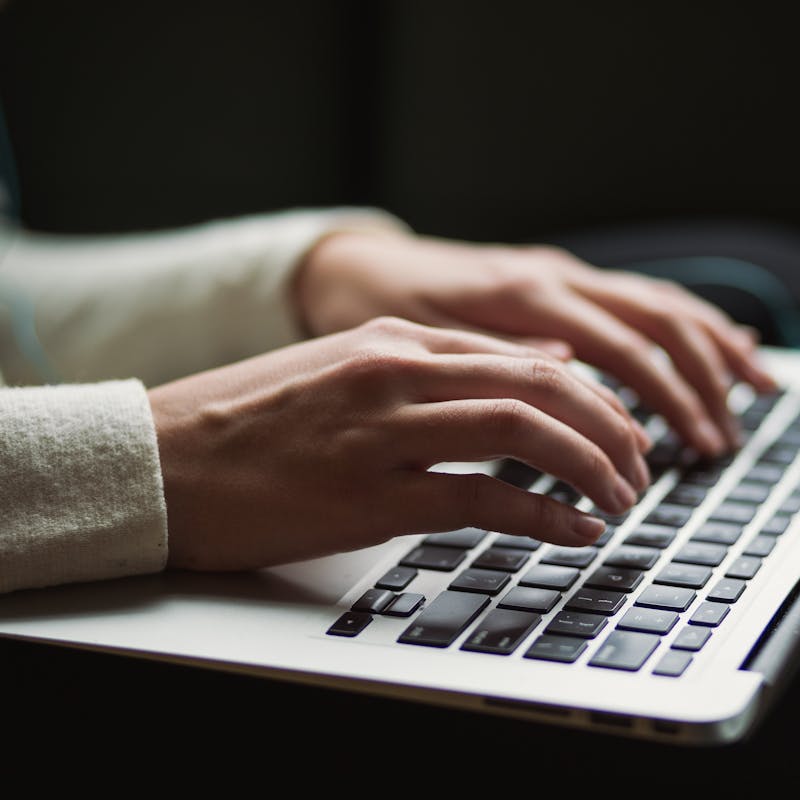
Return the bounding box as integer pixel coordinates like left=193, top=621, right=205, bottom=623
left=461, top=609, right=541, bottom=655
left=624, top=524, right=676, bottom=549
left=588, top=630, right=660, bottom=671
left=761, top=514, right=792, bottom=536
left=744, top=535, right=776, bottom=557
left=636, top=585, right=696, bottom=611
left=665, top=484, right=708, bottom=507
left=672, top=541, right=727, bottom=567
left=691, top=520, right=743, bottom=545
left=654, top=562, right=712, bottom=589
left=492, top=534, right=542, bottom=551
left=653, top=650, right=693, bottom=677
left=449, top=569, right=510, bottom=595
left=671, top=626, right=712, bottom=651
left=689, top=601, right=730, bottom=627
left=564, top=587, right=626, bottom=616
left=726, top=555, right=762, bottom=580
left=352, top=588, right=395, bottom=614
left=498, top=586, right=561, bottom=613
left=400, top=545, right=466, bottom=571
left=471, top=546, right=530, bottom=572
left=727, top=482, right=771, bottom=504
left=547, top=480, right=582, bottom=505
left=540, top=546, right=598, bottom=569
left=525, top=634, right=588, bottom=663
left=617, top=607, right=679, bottom=635
left=546, top=611, right=608, bottom=638
left=495, top=459, right=542, bottom=489
left=746, top=463, right=784, bottom=485
left=383, top=592, right=425, bottom=617
left=519, top=564, right=580, bottom=590
left=779, top=493, right=800, bottom=515
left=590, top=508, right=631, bottom=526
left=584, top=565, right=643, bottom=592
left=375, top=565, right=417, bottom=591
left=327, top=611, right=373, bottom=638
left=644, top=503, right=694, bottom=528
left=708, top=501, right=757, bottom=525
left=706, top=578, right=746, bottom=603
left=398, top=591, right=489, bottom=647
left=761, top=443, right=798, bottom=465
left=682, top=465, right=724, bottom=487
left=424, top=528, right=488, bottom=548
left=593, top=526, right=617, bottom=547
left=604, top=544, right=660, bottom=570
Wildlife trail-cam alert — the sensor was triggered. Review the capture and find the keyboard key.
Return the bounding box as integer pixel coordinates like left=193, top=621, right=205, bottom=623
left=547, top=480, right=582, bottom=505
left=644, top=504, right=694, bottom=528
left=689, top=601, right=730, bottom=627
left=375, top=565, right=417, bottom=591
left=672, top=541, right=728, bottom=567
left=327, top=611, right=373, bottom=637
left=603, top=544, right=660, bottom=570
left=525, top=634, right=587, bottom=663
left=494, top=459, right=542, bottom=489
left=383, top=592, right=425, bottom=617
left=653, top=650, right=693, bottom=677
left=746, top=463, right=784, bottom=485
left=400, top=545, right=466, bottom=571
left=352, top=588, right=395, bottom=613
left=498, top=586, right=561, bottom=613
left=743, top=535, right=776, bottom=557
left=584, top=565, right=644, bottom=592
left=540, top=546, right=598, bottom=569
left=761, top=514, right=792, bottom=536
left=519, top=564, right=580, bottom=590
left=725, top=555, right=762, bottom=580
left=727, top=482, right=771, bottom=504
left=708, top=502, right=757, bottom=525
left=588, top=630, right=660, bottom=671
left=671, top=626, right=712, bottom=651
left=779, top=493, right=800, bottom=515
left=624, top=524, right=676, bottom=549
left=691, top=521, right=743, bottom=545
left=636, top=585, right=696, bottom=611
left=706, top=578, right=746, bottom=603
left=423, top=528, right=489, bottom=548
left=398, top=591, right=489, bottom=647
left=654, top=562, right=712, bottom=589
left=682, top=465, right=724, bottom=486
left=471, top=546, right=530, bottom=572
left=761, top=443, right=798, bottom=465
left=546, top=610, right=608, bottom=638
left=617, top=607, right=679, bottom=635
left=461, top=609, right=541, bottom=655
left=564, top=587, right=626, bottom=616
left=665, top=484, right=708, bottom=507
left=492, top=534, right=542, bottom=551
left=449, top=569, right=510, bottom=595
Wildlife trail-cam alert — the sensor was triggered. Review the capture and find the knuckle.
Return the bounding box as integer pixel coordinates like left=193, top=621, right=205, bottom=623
left=361, top=315, right=418, bottom=339
left=529, top=359, right=564, bottom=395
left=488, top=398, right=531, bottom=437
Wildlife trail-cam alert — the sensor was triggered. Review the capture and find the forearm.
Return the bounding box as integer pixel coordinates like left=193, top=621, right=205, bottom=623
left=0, top=207, right=406, bottom=386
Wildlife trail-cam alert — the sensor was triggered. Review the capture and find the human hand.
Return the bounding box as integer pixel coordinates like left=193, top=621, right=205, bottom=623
left=295, top=231, right=777, bottom=456
left=149, top=317, right=651, bottom=571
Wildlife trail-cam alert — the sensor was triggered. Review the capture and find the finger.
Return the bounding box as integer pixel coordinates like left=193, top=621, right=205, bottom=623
left=525, top=292, right=728, bottom=456
left=395, top=470, right=606, bottom=547
left=391, top=398, right=640, bottom=514
left=408, top=355, right=650, bottom=491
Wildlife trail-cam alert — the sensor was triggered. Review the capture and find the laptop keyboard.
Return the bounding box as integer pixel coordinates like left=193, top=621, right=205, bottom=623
left=326, top=381, right=800, bottom=678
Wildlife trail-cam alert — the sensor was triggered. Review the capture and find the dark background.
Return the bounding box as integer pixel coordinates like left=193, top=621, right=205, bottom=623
left=2, top=0, right=800, bottom=782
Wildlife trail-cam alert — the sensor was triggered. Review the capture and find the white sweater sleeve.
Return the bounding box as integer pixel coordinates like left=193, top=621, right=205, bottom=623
left=0, top=206, right=408, bottom=593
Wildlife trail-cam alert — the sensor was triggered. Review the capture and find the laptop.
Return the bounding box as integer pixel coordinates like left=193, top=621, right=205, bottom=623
left=2, top=347, right=800, bottom=747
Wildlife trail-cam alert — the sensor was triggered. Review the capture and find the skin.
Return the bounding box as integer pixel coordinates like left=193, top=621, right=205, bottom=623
left=151, top=231, right=776, bottom=571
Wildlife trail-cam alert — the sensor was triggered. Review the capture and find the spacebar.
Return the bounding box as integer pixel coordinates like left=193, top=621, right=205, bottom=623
left=398, top=590, right=489, bottom=648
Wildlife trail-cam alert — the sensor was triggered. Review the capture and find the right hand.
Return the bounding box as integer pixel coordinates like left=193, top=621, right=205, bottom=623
left=149, top=317, right=651, bottom=572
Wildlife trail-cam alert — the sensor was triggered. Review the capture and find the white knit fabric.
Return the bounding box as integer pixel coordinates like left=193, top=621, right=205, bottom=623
left=0, top=207, right=407, bottom=593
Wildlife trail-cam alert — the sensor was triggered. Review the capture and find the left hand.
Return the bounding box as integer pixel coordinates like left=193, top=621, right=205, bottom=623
left=294, top=230, right=776, bottom=457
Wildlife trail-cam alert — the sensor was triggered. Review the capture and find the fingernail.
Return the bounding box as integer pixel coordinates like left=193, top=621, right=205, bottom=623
left=632, top=456, right=651, bottom=493
left=573, top=513, right=606, bottom=542
left=697, top=419, right=726, bottom=455
left=613, top=475, right=638, bottom=511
